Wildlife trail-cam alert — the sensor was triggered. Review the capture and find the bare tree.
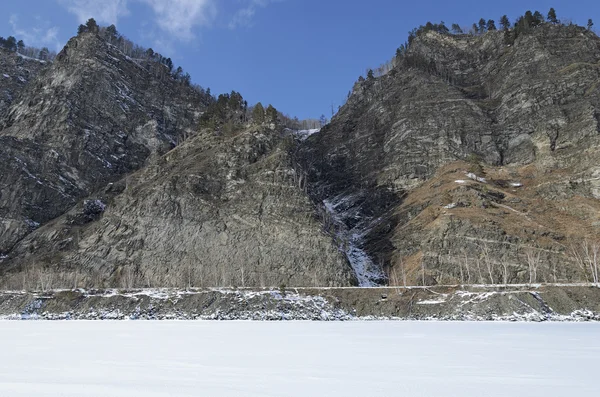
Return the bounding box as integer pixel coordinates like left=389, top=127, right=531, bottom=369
left=240, top=264, right=246, bottom=288
left=457, top=254, right=465, bottom=285
left=122, top=266, right=135, bottom=289
left=571, top=240, right=599, bottom=284
left=525, top=248, right=541, bottom=284
left=462, top=251, right=472, bottom=284
left=500, top=257, right=510, bottom=285
left=475, top=258, right=484, bottom=285
left=37, top=266, right=53, bottom=292
left=480, top=243, right=495, bottom=284
left=390, top=258, right=407, bottom=288
left=185, top=261, right=194, bottom=290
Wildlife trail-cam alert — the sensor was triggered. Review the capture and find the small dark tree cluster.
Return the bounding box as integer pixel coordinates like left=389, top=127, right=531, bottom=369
left=547, top=8, right=558, bottom=24
left=199, top=91, right=248, bottom=131
left=505, top=9, right=552, bottom=44
left=451, top=24, right=463, bottom=34
left=265, top=104, right=278, bottom=124
left=83, top=199, right=106, bottom=221
left=407, top=21, right=450, bottom=46
left=0, top=35, right=56, bottom=61
left=77, top=18, right=99, bottom=34
left=76, top=20, right=194, bottom=87
left=252, top=102, right=265, bottom=124
left=0, top=35, right=17, bottom=51
left=251, top=102, right=279, bottom=125
left=471, top=18, right=497, bottom=34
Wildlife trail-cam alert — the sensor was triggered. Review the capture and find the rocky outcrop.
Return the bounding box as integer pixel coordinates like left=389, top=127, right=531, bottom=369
left=0, top=49, right=47, bottom=115
left=0, top=125, right=355, bottom=289
left=0, top=32, right=209, bottom=253
left=300, top=24, right=600, bottom=285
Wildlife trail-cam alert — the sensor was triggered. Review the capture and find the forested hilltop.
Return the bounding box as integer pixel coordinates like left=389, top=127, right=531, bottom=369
left=368, top=8, right=595, bottom=77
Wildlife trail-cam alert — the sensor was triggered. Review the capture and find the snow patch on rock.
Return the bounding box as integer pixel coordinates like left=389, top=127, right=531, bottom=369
left=292, top=129, right=320, bottom=141
left=466, top=172, right=487, bottom=183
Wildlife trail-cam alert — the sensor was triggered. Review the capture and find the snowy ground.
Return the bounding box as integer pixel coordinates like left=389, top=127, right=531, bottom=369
left=0, top=322, right=598, bottom=396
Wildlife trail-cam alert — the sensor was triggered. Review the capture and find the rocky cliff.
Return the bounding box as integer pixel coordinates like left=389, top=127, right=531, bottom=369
left=1, top=125, right=355, bottom=289
left=3, top=22, right=600, bottom=290
left=0, top=49, right=47, bottom=115
left=0, top=32, right=209, bottom=254
left=300, top=23, right=600, bottom=286
left=0, top=29, right=354, bottom=289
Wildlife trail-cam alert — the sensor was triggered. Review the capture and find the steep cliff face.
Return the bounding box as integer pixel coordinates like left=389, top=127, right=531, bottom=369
left=0, top=30, right=356, bottom=290
left=300, top=24, right=600, bottom=285
left=0, top=32, right=209, bottom=253
left=3, top=23, right=600, bottom=289
left=0, top=49, right=48, bottom=115
left=0, top=125, right=355, bottom=289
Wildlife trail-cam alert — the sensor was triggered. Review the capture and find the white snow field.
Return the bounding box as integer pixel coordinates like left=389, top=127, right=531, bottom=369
left=0, top=321, right=598, bottom=397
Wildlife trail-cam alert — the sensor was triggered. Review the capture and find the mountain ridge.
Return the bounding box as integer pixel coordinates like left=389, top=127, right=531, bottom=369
left=2, top=19, right=600, bottom=289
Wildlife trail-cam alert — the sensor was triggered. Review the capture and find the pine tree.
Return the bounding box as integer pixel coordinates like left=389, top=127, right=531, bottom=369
left=533, top=11, right=544, bottom=25
left=5, top=36, right=17, bottom=52
left=472, top=23, right=479, bottom=34
left=503, top=29, right=513, bottom=45
left=500, top=15, right=510, bottom=30
left=451, top=23, right=463, bottom=34
left=252, top=102, right=265, bottom=124
left=266, top=104, right=278, bottom=123
left=85, top=18, right=99, bottom=33
left=319, top=115, right=327, bottom=127
left=105, top=24, right=118, bottom=43
left=77, top=24, right=87, bottom=34
left=173, top=66, right=183, bottom=79
left=17, top=40, right=25, bottom=53
left=164, top=58, right=173, bottom=73
left=367, top=69, right=374, bottom=79
left=588, top=19, right=594, bottom=31
left=487, top=20, right=497, bottom=31
left=182, top=73, right=191, bottom=86
left=524, top=11, right=534, bottom=27
left=39, top=47, right=49, bottom=61
left=548, top=8, right=558, bottom=24
left=478, top=18, right=487, bottom=33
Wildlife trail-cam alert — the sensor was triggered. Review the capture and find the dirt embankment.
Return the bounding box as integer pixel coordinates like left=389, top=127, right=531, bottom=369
left=1, top=285, right=599, bottom=321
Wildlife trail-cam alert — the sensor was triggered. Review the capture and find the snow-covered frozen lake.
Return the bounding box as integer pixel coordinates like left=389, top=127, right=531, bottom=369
left=0, top=321, right=598, bottom=396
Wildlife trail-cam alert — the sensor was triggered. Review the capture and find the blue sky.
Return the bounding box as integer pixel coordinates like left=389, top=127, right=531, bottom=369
left=1, top=1, right=598, bottom=119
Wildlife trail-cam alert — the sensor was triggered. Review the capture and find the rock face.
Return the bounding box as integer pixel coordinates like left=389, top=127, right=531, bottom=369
left=1, top=125, right=355, bottom=288
left=0, top=30, right=354, bottom=289
left=0, top=49, right=47, bottom=115
left=300, top=24, right=600, bottom=285
left=3, top=23, right=600, bottom=289
left=0, top=32, right=209, bottom=253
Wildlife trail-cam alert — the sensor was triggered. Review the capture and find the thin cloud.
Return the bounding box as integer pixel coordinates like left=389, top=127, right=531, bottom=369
left=140, top=0, right=217, bottom=41
left=58, top=0, right=217, bottom=41
left=58, top=0, right=129, bottom=25
left=9, top=14, right=62, bottom=51
left=229, top=0, right=277, bottom=29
